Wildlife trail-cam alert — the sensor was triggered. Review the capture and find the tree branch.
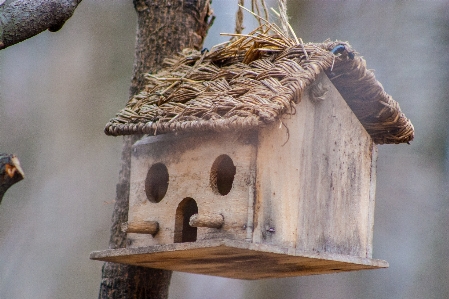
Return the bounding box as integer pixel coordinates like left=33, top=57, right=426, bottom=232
left=0, top=154, right=24, bottom=204
left=0, top=0, right=82, bottom=50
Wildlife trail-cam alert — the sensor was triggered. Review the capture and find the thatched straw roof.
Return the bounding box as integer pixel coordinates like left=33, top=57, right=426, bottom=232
left=105, top=30, right=414, bottom=144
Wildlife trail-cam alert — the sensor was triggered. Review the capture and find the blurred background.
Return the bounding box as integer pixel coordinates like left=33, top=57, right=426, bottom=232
left=0, top=0, right=448, bottom=298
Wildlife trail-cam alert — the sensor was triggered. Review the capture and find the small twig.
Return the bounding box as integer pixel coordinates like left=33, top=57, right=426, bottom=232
left=220, top=33, right=287, bottom=48
left=238, top=4, right=289, bottom=39
left=239, top=4, right=270, bottom=26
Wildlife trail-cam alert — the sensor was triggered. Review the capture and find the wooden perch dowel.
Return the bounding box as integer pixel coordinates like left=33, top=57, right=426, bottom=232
left=122, top=220, right=159, bottom=235
left=189, top=213, right=224, bottom=229
left=0, top=154, right=24, bottom=204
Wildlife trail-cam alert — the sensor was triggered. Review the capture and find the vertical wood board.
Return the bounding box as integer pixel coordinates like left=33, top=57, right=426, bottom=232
left=254, top=73, right=375, bottom=257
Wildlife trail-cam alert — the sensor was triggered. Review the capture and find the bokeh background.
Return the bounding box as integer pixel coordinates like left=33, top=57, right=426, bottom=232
left=1, top=1, right=448, bottom=298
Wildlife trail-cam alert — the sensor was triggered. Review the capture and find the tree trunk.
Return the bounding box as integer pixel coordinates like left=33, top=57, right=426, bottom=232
left=98, top=1, right=213, bottom=298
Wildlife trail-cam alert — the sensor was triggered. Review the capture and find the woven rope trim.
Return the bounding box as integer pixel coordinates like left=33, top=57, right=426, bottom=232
left=105, top=34, right=414, bottom=144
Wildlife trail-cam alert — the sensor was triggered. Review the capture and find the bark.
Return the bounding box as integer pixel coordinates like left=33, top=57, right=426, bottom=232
left=0, top=0, right=82, bottom=50
left=98, top=1, right=213, bottom=298
left=0, top=154, right=24, bottom=204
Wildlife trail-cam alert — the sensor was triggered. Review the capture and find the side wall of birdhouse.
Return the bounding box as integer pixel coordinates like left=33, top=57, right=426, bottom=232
left=253, top=73, right=377, bottom=258
left=127, top=130, right=257, bottom=248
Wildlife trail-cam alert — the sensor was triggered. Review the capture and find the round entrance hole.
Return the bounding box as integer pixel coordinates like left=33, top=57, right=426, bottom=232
left=210, top=154, right=236, bottom=196
left=145, top=163, right=169, bottom=203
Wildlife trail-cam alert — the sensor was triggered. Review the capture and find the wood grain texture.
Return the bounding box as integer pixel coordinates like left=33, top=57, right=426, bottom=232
left=93, top=73, right=382, bottom=279
left=91, top=239, right=388, bottom=280
left=254, top=73, right=375, bottom=258
left=189, top=213, right=224, bottom=228
left=127, top=131, right=258, bottom=248
left=123, top=220, right=160, bottom=235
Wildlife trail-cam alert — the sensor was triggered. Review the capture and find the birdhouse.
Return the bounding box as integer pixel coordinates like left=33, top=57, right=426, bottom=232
left=90, top=33, right=414, bottom=279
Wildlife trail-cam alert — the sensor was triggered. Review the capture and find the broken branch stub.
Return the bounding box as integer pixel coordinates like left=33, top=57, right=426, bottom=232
left=0, top=154, right=24, bottom=204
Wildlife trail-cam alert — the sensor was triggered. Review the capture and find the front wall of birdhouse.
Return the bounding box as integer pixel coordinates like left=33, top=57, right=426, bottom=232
left=253, top=73, right=376, bottom=258
left=127, top=131, right=257, bottom=247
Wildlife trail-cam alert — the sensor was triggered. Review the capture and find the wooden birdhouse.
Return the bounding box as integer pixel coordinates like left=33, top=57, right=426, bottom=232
left=90, top=32, right=414, bottom=279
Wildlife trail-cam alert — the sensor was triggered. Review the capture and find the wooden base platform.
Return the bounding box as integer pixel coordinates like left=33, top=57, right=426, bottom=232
left=90, top=240, right=388, bottom=280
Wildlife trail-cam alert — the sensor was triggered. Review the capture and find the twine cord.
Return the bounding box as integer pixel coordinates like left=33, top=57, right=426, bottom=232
left=235, top=0, right=245, bottom=34
left=236, top=0, right=270, bottom=33
left=277, top=0, right=289, bottom=37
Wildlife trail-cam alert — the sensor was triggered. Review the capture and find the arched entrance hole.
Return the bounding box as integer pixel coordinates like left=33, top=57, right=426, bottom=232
left=174, top=197, right=198, bottom=243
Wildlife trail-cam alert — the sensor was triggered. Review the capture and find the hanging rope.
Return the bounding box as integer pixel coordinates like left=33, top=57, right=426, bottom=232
left=236, top=0, right=269, bottom=33
left=277, top=0, right=289, bottom=37
left=235, top=0, right=245, bottom=34
left=251, top=0, right=269, bottom=27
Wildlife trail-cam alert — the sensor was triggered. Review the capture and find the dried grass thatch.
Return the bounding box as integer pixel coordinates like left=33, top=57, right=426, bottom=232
left=105, top=25, right=414, bottom=144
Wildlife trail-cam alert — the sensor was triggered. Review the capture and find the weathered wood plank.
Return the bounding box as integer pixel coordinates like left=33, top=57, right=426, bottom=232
left=93, top=73, right=383, bottom=278
left=90, top=240, right=388, bottom=280
left=254, top=73, right=375, bottom=258
left=127, top=131, right=257, bottom=248
left=189, top=213, right=224, bottom=228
